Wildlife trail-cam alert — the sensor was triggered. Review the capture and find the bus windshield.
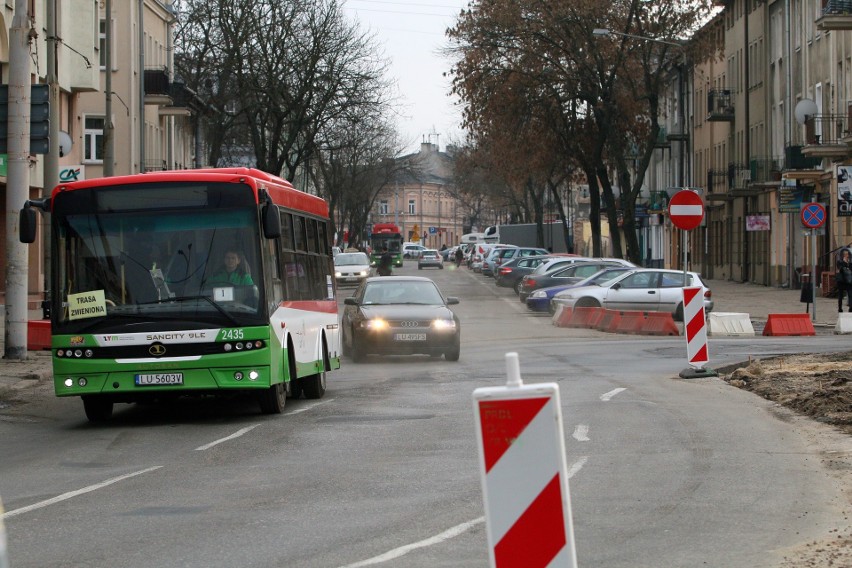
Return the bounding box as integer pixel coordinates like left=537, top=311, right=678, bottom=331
left=54, top=190, right=264, bottom=333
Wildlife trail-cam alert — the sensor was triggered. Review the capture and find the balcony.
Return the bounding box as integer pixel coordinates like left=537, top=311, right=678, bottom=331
left=159, top=82, right=204, bottom=117
left=705, top=169, right=730, bottom=201
left=144, top=67, right=173, bottom=106
left=817, top=0, right=852, bottom=31
left=749, top=157, right=783, bottom=185
left=728, top=163, right=761, bottom=196
left=707, top=89, right=734, bottom=122
left=802, top=114, right=851, bottom=159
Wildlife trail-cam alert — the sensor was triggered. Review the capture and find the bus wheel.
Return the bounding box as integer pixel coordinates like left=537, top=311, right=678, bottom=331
left=82, top=396, right=113, bottom=422
left=258, top=382, right=285, bottom=414
left=303, top=368, right=327, bottom=399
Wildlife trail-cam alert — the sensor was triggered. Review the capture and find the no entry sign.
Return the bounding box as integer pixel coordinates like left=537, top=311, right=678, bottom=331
left=668, top=190, right=704, bottom=231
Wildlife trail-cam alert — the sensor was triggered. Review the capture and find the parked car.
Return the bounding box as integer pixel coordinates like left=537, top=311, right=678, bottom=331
left=526, top=266, right=633, bottom=313
left=341, top=276, right=461, bottom=361
left=518, top=258, right=636, bottom=302
left=518, top=260, right=632, bottom=303
left=550, top=268, right=714, bottom=321
left=475, top=244, right=517, bottom=274
left=482, top=246, right=548, bottom=277
left=402, top=243, right=427, bottom=259
left=334, top=252, right=372, bottom=287
left=418, top=249, right=444, bottom=269
left=495, top=255, right=554, bottom=293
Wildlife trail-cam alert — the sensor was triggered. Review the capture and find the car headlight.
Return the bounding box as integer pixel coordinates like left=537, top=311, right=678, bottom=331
left=361, top=319, right=388, bottom=330
left=358, top=270, right=368, bottom=276
left=530, top=290, right=547, bottom=299
left=335, top=271, right=343, bottom=277
left=431, top=319, right=456, bottom=330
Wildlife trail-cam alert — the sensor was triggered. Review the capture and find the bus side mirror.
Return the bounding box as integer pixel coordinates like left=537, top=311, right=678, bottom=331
left=262, top=204, right=281, bottom=239
left=19, top=207, right=38, bottom=243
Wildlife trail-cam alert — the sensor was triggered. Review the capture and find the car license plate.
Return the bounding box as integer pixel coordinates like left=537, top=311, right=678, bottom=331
left=394, top=333, right=426, bottom=341
left=346, top=277, right=358, bottom=282
left=135, top=373, right=184, bottom=386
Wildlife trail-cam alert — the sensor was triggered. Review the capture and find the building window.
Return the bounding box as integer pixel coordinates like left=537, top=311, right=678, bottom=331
left=408, top=199, right=416, bottom=215
left=83, top=115, right=104, bottom=163
left=379, top=200, right=389, bottom=215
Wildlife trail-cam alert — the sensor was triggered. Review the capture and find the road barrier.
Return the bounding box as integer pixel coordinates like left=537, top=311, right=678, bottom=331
left=552, top=305, right=573, bottom=327
left=595, top=309, right=621, bottom=332
left=638, top=312, right=680, bottom=336
left=472, top=353, right=578, bottom=567
left=708, top=312, right=754, bottom=336
left=762, top=313, right=816, bottom=336
left=835, top=313, right=852, bottom=334
left=27, top=320, right=51, bottom=351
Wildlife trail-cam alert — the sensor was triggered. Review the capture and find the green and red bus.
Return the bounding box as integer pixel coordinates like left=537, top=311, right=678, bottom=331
left=369, top=222, right=403, bottom=267
left=20, top=167, right=340, bottom=422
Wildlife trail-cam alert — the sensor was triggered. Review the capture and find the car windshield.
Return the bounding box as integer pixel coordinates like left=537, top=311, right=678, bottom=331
left=361, top=281, right=445, bottom=305
left=335, top=253, right=369, bottom=266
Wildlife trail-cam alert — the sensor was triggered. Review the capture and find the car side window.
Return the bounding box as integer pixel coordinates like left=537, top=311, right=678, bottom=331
left=620, top=272, right=657, bottom=288
left=661, top=273, right=689, bottom=288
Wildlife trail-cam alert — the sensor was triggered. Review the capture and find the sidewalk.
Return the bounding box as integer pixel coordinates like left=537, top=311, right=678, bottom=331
left=0, top=279, right=844, bottom=393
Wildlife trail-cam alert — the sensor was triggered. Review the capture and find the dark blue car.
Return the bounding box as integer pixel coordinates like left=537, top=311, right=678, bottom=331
left=525, top=267, right=633, bottom=313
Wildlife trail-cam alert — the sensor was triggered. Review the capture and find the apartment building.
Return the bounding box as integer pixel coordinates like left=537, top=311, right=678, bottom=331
left=659, top=0, right=852, bottom=290
left=372, top=142, right=463, bottom=250
left=0, top=0, right=206, bottom=310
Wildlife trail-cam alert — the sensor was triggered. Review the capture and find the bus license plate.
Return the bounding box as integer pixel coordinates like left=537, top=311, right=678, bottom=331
left=394, top=333, right=426, bottom=341
left=135, top=373, right=184, bottom=386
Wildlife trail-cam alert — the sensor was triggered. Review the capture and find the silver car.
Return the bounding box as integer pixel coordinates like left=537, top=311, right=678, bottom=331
left=551, top=268, right=713, bottom=321
left=418, top=249, right=444, bottom=269
left=334, top=252, right=372, bottom=286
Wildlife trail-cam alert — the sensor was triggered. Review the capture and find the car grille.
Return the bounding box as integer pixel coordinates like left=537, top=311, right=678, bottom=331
left=389, top=319, right=427, bottom=328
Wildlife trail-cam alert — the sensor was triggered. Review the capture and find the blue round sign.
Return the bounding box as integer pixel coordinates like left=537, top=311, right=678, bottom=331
left=800, top=203, right=826, bottom=229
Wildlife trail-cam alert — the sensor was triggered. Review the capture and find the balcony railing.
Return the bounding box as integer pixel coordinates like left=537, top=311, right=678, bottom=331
left=728, top=163, right=751, bottom=189
left=144, top=67, right=170, bottom=96
left=804, top=114, right=849, bottom=145
left=785, top=145, right=822, bottom=170
left=707, top=89, right=734, bottom=122
left=706, top=169, right=727, bottom=194
left=818, top=1, right=852, bottom=30
left=749, top=157, right=783, bottom=183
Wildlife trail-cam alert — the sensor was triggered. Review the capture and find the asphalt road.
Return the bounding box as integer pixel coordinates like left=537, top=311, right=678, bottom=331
left=1, top=261, right=850, bottom=567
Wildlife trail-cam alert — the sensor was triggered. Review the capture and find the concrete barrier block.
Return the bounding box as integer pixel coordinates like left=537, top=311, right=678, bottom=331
left=708, top=312, right=755, bottom=337
left=835, top=313, right=852, bottom=334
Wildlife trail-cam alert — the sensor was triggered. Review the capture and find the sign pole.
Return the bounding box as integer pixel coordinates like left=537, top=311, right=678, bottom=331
left=811, top=225, right=817, bottom=322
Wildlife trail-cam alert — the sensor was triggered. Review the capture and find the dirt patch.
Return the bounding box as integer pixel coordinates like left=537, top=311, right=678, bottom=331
left=721, top=351, right=852, bottom=436
left=719, top=352, right=852, bottom=566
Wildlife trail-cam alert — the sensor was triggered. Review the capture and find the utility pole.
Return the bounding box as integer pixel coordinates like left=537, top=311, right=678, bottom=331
left=5, top=0, right=33, bottom=360
left=44, top=0, right=58, bottom=315
left=104, top=0, right=114, bottom=176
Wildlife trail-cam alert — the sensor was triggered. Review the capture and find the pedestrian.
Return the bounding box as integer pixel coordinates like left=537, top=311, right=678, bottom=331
left=837, top=248, right=852, bottom=312
left=377, top=246, right=393, bottom=276
left=455, top=246, right=464, bottom=267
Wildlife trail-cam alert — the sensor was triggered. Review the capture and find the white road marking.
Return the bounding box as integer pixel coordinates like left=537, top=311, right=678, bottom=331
left=194, top=424, right=260, bottom=451
left=1, top=466, right=163, bottom=520
left=567, top=456, right=588, bottom=478
left=572, top=424, right=590, bottom=441
left=600, top=387, right=626, bottom=401
left=337, top=456, right=589, bottom=567
left=287, top=399, right=333, bottom=415
left=338, top=517, right=486, bottom=568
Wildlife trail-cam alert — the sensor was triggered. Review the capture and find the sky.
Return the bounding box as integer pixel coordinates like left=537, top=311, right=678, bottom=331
left=341, top=0, right=469, bottom=156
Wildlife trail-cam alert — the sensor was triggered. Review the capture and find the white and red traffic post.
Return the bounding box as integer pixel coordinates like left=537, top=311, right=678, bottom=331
left=683, top=286, right=709, bottom=368
left=472, top=353, right=577, bottom=568
left=669, top=189, right=717, bottom=378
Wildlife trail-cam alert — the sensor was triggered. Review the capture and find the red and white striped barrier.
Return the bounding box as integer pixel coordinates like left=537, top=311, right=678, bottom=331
left=473, top=353, right=577, bottom=568
left=684, top=286, right=709, bottom=367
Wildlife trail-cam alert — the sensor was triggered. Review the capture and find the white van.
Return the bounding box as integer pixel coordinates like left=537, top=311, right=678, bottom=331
left=402, top=242, right=427, bottom=259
